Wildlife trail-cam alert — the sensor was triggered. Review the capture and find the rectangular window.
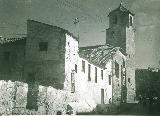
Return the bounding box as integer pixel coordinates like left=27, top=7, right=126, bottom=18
left=71, top=72, right=75, bottom=93
left=4, top=52, right=10, bottom=61
left=109, top=75, right=111, bottom=85
left=130, top=16, right=133, bottom=26
left=75, top=64, right=77, bottom=73
left=88, top=64, right=91, bottom=81
left=101, top=70, right=103, bottom=80
left=82, top=60, right=85, bottom=73
left=39, top=42, right=48, bottom=51
left=115, top=61, right=119, bottom=78
left=95, top=67, right=97, bottom=83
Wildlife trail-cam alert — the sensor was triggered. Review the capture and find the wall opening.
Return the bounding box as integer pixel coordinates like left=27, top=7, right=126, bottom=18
left=88, top=64, right=91, bottom=81
left=39, top=42, right=48, bottom=51
left=130, top=16, right=133, bottom=26
left=75, top=64, right=77, bottom=73
left=95, top=67, right=97, bottom=83
left=115, top=61, right=119, bottom=78
left=109, top=75, right=111, bottom=85
left=101, top=70, right=103, bottom=80
left=82, top=60, right=85, bottom=73
left=101, top=89, right=104, bottom=104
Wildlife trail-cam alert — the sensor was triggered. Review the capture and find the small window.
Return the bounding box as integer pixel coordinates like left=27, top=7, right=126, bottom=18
left=39, top=42, right=48, bottom=51
left=4, top=52, right=10, bottom=61
left=109, top=75, right=111, bottom=85
left=95, top=67, right=97, bottom=83
left=82, top=60, right=85, bottom=73
left=75, top=64, right=77, bottom=73
left=115, top=61, right=119, bottom=78
left=101, top=70, right=103, bottom=80
left=128, top=78, right=131, bottom=83
left=88, top=64, right=91, bottom=81
left=130, top=16, right=133, bottom=26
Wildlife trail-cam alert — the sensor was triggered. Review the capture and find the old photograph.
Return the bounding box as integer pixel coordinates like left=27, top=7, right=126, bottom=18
left=0, top=0, right=160, bottom=115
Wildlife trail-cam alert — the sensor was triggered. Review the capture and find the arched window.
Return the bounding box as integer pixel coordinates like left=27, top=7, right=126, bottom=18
left=130, top=16, right=133, bottom=26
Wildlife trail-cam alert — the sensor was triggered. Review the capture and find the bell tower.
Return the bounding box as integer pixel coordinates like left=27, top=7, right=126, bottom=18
left=106, top=3, right=136, bottom=103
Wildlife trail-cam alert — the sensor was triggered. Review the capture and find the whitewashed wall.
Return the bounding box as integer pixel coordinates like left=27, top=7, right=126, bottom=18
left=76, top=57, right=113, bottom=107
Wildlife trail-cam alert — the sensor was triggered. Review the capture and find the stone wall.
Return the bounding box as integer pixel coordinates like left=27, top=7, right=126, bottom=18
left=126, top=24, right=136, bottom=103
left=0, top=80, right=75, bottom=115
left=0, top=39, right=25, bottom=81
left=25, top=20, right=66, bottom=89
left=112, top=50, right=127, bottom=105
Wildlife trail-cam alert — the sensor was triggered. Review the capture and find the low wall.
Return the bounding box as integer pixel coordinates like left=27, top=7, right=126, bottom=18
left=0, top=80, right=74, bottom=115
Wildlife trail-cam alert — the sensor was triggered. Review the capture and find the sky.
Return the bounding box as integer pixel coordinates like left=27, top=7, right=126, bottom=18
left=0, top=0, right=160, bottom=69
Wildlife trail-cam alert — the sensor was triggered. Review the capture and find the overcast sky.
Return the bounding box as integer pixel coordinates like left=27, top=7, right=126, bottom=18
left=0, top=0, right=160, bottom=69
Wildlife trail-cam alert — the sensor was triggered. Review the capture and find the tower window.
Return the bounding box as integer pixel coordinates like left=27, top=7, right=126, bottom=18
left=39, top=42, right=48, bottom=51
left=130, top=16, right=133, bottom=26
left=128, top=78, right=131, bottom=83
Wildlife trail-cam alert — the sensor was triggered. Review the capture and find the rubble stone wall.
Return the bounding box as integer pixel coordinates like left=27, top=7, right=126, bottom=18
left=0, top=80, right=74, bottom=115
left=112, top=50, right=126, bottom=105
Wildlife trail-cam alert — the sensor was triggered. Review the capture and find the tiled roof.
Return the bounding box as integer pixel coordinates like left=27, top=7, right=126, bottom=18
left=0, top=37, right=26, bottom=44
left=79, top=44, right=120, bottom=68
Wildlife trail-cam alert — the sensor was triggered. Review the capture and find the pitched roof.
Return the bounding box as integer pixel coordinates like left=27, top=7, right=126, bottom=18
left=0, top=36, right=26, bottom=44
left=28, top=20, right=79, bottom=41
left=108, top=3, right=134, bottom=16
left=79, top=44, right=120, bottom=68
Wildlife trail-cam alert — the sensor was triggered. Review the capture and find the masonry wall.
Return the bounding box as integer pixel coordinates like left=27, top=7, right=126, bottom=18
left=0, top=80, right=73, bottom=115
left=24, top=20, right=66, bottom=89
left=126, top=22, right=136, bottom=102
left=106, top=10, right=128, bottom=51
left=0, top=40, right=26, bottom=81
left=112, top=50, right=127, bottom=105
left=64, top=34, right=79, bottom=91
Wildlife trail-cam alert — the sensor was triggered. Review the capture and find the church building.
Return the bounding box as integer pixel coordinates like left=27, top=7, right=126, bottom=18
left=0, top=4, right=136, bottom=115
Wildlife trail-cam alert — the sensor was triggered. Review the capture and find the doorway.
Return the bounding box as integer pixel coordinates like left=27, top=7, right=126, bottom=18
left=101, top=89, right=104, bottom=104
